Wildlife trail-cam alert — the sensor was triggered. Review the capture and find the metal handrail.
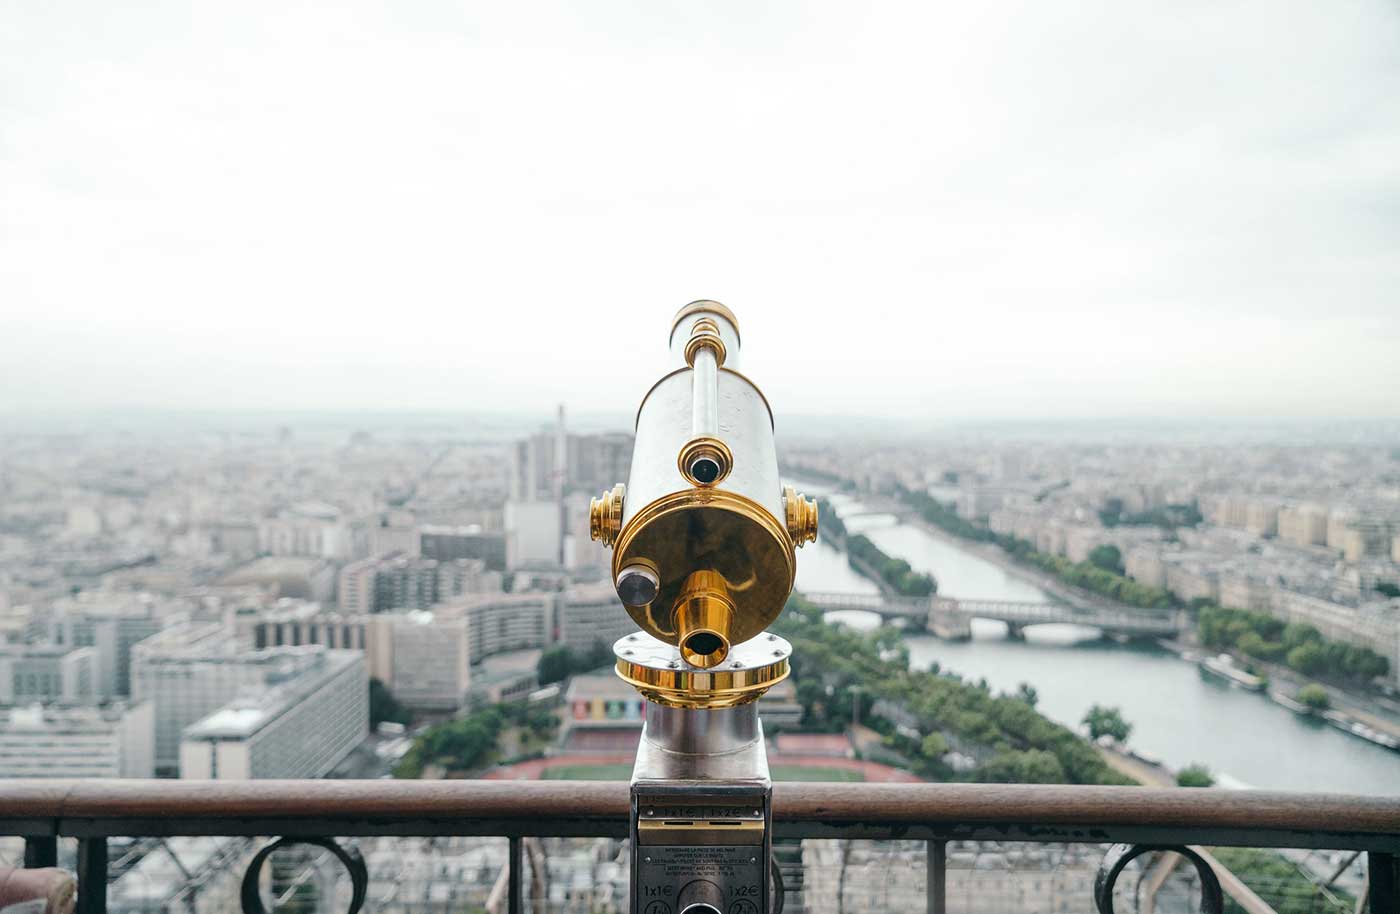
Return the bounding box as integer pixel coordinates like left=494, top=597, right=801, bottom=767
left=2, top=780, right=1398, bottom=849
left=4, top=780, right=1396, bottom=914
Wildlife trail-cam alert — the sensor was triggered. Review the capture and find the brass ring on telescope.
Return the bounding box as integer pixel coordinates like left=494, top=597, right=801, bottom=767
left=683, top=318, right=728, bottom=367
left=589, top=483, right=626, bottom=546
left=669, top=300, right=740, bottom=347
left=614, top=630, right=793, bottom=709
left=677, top=436, right=733, bottom=487
left=616, top=657, right=790, bottom=708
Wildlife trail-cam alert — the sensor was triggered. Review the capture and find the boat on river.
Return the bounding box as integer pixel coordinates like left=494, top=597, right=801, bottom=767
left=1198, top=654, right=1266, bottom=692
left=1322, top=710, right=1400, bottom=752
left=1268, top=689, right=1314, bottom=715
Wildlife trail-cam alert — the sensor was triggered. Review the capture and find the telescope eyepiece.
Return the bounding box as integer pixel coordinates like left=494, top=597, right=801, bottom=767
left=689, top=455, right=720, bottom=484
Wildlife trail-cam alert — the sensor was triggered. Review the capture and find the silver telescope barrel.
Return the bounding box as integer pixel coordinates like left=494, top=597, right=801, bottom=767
left=690, top=344, right=719, bottom=457
left=593, top=300, right=817, bottom=671
left=592, top=301, right=816, bottom=914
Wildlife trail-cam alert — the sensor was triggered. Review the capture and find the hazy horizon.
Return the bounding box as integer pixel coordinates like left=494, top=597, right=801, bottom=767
left=3, top=405, right=1398, bottom=448
left=3, top=1, right=1398, bottom=420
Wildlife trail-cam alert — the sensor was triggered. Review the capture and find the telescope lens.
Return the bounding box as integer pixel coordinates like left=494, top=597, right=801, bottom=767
left=689, top=456, right=720, bottom=484
left=684, top=632, right=723, bottom=656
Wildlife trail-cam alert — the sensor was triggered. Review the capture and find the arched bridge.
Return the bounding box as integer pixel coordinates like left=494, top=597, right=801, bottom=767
left=799, top=590, right=1185, bottom=640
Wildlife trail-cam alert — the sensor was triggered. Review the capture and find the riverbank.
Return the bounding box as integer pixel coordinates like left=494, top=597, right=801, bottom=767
left=800, top=497, right=1400, bottom=795
left=883, top=503, right=1400, bottom=750
left=1157, top=635, right=1400, bottom=750
left=817, top=522, right=912, bottom=599
left=899, top=509, right=1138, bottom=613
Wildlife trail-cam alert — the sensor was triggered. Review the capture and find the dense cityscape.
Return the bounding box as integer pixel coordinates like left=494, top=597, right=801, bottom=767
left=0, top=411, right=1396, bottom=912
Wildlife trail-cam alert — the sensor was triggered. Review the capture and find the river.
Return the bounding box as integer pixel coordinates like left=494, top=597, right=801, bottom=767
left=790, top=485, right=1400, bottom=796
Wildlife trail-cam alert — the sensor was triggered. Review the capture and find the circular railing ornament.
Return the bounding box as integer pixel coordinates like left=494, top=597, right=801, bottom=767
left=1094, top=843, right=1224, bottom=914
left=240, top=836, right=368, bottom=914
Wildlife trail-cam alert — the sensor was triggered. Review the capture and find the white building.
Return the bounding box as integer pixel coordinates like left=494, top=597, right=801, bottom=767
left=179, top=649, right=367, bottom=780
left=1270, top=590, right=1400, bottom=684
left=388, top=611, right=470, bottom=711
left=371, top=517, right=422, bottom=558
left=244, top=598, right=530, bottom=713
left=1278, top=502, right=1330, bottom=547
left=46, top=592, right=165, bottom=698
left=337, top=554, right=380, bottom=614
left=448, top=592, right=553, bottom=661
left=241, top=602, right=386, bottom=676
left=557, top=584, right=633, bottom=654
left=1124, top=547, right=1167, bottom=589
left=0, top=644, right=98, bottom=704
left=0, top=702, right=154, bottom=778
left=337, top=553, right=497, bottom=614
left=504, top=500, right=563, bottom=568
left=256, top=501, right=349, bottom=559
left=133, top=622, right=367, bottom=775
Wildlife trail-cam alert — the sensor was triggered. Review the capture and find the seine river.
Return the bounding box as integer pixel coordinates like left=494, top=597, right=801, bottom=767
left=789, top=485, right=1400, bottom=796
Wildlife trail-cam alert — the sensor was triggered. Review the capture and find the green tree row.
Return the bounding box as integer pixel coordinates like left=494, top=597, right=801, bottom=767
left=1098, top=497, right=1203, bottom=529
left=1198, top=604, right=1389, bottom=683
left=775, top=594, right=1134, bottom=786
left=900, top=487, right=997, bottom=543
left=845, top=533, right=937, bottom=597
left=536, top=640, right=615, bottom=686
left=1000, top=535, right=1174, bottom=608
left=816, top=497, right=847, bottom=541
left=899, top=487, right=1173, bottom=608
left=393, top=701, right=558, bottom=778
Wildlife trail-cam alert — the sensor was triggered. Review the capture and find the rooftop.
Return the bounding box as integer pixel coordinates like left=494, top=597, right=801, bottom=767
left=0, top=702, right=147, bottom=733
left=182, top=649, right=362, bottom=741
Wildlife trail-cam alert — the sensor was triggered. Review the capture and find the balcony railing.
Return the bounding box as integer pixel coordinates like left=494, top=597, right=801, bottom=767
left=4, top=780, right=1397, bottom=914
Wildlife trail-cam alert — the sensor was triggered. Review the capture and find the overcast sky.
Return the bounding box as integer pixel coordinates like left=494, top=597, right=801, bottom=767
left=2, top=1, right=1397, bottom=423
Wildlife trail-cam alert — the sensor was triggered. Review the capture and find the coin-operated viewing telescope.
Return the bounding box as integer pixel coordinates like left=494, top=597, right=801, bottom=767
left=590, top=301, right=817, bottom=914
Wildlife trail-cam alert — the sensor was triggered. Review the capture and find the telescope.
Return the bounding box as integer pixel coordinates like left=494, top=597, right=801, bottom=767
left=590, top=301, right=818, bottom=914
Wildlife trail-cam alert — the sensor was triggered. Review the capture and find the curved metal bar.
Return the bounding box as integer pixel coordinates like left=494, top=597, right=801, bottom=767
left=1094, top=843, right=1224, bottom=914
left=770, top=852, right=786, bottom=914
left=240, top=836, right=368, bottom=914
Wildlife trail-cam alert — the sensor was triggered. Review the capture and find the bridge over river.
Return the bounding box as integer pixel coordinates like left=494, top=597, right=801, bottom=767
left=799, top=590, right=1186, bottom=640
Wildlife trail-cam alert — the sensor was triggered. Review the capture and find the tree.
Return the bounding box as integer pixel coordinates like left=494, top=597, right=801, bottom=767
left=920, top=732, right=949, bottom=759
left=537, top=645, right=574, bottom=685
left=1286, top=642, right=1325, bottom=676
left=1282, top=622, right=1321, bottom=649
left=1297, top=684, right=1330, bottom=711
left=1082, top=705, right=1132, bottom=743
left=1176, top=764, right=1214, bottom=788
left=1016, top=682, right=1039, bottom=708
left=1376, top=581, right=1400, bottom=599
left=582, top=638, right=613, bottom=672
left=369, top=678, right=411, bottom=728
left=1087, top=544, right=1124, bottom=574
left=978, top=749, right=1067, bottom=784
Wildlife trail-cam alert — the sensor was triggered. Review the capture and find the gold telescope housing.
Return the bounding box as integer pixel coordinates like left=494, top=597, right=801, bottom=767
left=590, top=302, right=817, bottom=696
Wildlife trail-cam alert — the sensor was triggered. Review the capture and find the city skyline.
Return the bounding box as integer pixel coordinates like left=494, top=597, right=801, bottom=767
left=3, top=1, right=1399, bottom=420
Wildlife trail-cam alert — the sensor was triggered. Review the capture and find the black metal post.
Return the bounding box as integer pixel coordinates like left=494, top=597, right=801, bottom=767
left=508, top=835, right=523, bottom=914
left=1373, top=852, right=1398, bottom=914
left=23, top=836, right=58, bottom=869
left=76, top=837, right=108, bottom=914
left=927, top=840, right=946, bottom=914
